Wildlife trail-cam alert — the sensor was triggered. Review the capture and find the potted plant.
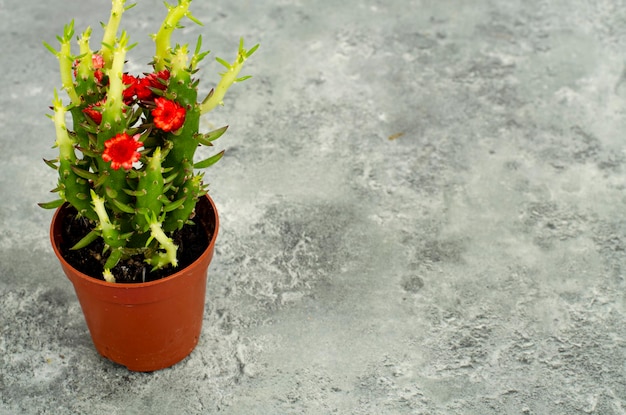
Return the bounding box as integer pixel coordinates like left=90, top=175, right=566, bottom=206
left=39, top=0, right=257, bottom=371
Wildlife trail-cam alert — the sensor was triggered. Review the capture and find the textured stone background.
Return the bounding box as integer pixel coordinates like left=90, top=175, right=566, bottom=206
left=1, top=0, right=626, bottom=413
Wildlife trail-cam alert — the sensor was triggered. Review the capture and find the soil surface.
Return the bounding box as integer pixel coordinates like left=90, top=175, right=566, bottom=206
left=59, top=208, right=210, bottom=283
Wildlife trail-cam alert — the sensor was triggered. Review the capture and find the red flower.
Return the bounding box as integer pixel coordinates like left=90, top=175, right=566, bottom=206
left=92, top=54, right=105, bottom=68
left=152, top=97, right=186, bottom=132
left=122, top=74, right=139, bottom=104
left=102, top=133, right=143, bottom=170
left=135, top=70, right=170, bottom=101
left=149, top=70, right=170, bottom=90
left=92, top=54, right=105, bottom=83
left=74, top=54, right=105, bottom=83
left=82, top=99, right=105, bottom=124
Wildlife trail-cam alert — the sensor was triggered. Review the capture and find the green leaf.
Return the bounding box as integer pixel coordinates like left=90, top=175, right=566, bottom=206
left=119, top=231, right=134, bottom=242
left=215, top=56, right=231, bottom=69
left=43, top=158, right=59, bottom=170
left=71, top=229, right=100, bottom=250
left=94, top=175, right=108, bottom=188
left=71, top=165, right=98, bottom=181
left=111, top=198, right=135, bottom=214
left=136, top=207, right=149, bottom=216
left=185, top=11, right=203, bottom=26
left=43, top=41, right=58, bottom=56
left=194, top=35, right=203, bottom=55
left=163, top=182, right=175, bottom=194
left=105, top=187, right=118, bottom=199
left=193, top=35, right=210, bottom=64
left=193, top=150, right=225, bottom=169
left=104, top=248, right=123, bottom=271
left=163, top=172, right=179, bottom=184
left=163, top=196, right=186, bottom=212
left=200, top=88, right=215, bottom=106
left=76, top=146, right=100, bottom=158
left=246, top=43, right=260, bottom=58
left=196, top=125, right=228, bottom=146
left=38, top=199, right=65, bottom=209
left=123, top=188, right=148, bottom=197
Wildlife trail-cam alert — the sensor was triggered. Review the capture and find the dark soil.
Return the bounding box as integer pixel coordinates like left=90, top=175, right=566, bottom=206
left=59, top=208, right=211, bottom=284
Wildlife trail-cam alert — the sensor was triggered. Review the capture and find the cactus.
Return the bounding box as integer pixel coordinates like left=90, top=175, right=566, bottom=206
left=40, top=0, right=257, bottom=282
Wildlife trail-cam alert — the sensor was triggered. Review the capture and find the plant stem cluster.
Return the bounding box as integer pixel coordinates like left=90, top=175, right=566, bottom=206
left=41, top=0, right=258, bottom=282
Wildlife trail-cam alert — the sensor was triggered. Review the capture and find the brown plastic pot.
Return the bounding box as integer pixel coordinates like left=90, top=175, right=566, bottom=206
left=49, top=194, right=219, bottom=372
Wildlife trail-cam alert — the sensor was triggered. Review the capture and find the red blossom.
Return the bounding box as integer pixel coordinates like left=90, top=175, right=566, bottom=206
left=149, top=70, right=170, bottom=90
left=92, top=54, right=105, bottom=69
left=92, top=54, right=105, bottom=83
left=152, top=97, right=186, bottom=132
left=135, top=70, right=170, bottom=101
left=135, top=77, right=154, bottom=101
left=74, top=54, right=105, bottom=83
left=102, top=133, right=143, bottom=170
left=122, top=74, right=139, bottom=104
left=82, top=99, right=105, bottom=124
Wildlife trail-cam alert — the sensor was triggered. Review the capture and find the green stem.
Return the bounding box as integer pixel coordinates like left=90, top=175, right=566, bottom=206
left=101, top=0, right=127, bottom=65
left=105, top=33, right=128, bottom=120
left=57, top=28, right=80, bottom=106
left=103, top=268, right=116, bottom=283
left=200, top=40, right=257, bottom=114
left=91, top=190, right=124, bottom=248
left=133, top=147, right=165, bottom=232
left=52, top=91, right=96, bottom=219
left=154, top=0, right=192, bottom=71
left=96, top=32, right=133, bottom=214
left=76, top=27, right=94, bottom=81
left=53, top=93, right=75, bottom=163
left=149, top=219, right=178, bottom=269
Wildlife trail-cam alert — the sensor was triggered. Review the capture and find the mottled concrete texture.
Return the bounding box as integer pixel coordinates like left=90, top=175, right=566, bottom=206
left=1, top=0, right=626, bottom=413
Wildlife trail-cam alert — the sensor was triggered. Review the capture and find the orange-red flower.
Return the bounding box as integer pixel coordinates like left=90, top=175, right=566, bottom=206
left=152, top=97, right=186, bottom=132
left=82, top=99, right=105, bottom=124
left=102, top=133, right=143, bottom=170
left=122, top=74, right=139, bottom=104
left=135, top=70, right=170, bottom=101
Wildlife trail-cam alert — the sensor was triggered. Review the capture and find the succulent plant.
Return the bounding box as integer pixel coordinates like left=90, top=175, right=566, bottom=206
left=40, top=0, right=257, bottom=282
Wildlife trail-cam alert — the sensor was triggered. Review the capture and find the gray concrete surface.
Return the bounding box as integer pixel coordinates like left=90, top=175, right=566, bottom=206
left=1, top=0, right=626, bottom=413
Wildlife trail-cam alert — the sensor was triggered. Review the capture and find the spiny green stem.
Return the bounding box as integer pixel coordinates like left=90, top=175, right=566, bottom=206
left=200, top=39, right=258, bottom=114
left=52, top=91, right=95, bottom=219
left=101, top=0, right=127, bottom=65
left=56, top=24, right=80, bottom=105
left=148, top=218, right=178, bottom=269
left=133, top=147, right=165, bottom=232
left=154, top=0, right=192, bottom=71
left=95, top=32, right=134, bottom=213
left=101, top=32, right=129, bottom=132
left=52, top=92, right=75, bottom=160
left=91, top=190, right=124, bottom=248
left=162, top=47, right=199, bottom=188
left=76, top=27, right=94, bottom=80
left=163, top=173, right=203, bottom=232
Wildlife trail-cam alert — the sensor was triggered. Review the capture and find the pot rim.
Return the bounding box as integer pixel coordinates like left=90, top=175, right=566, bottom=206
left=50, top=194, right=219, bottom=290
